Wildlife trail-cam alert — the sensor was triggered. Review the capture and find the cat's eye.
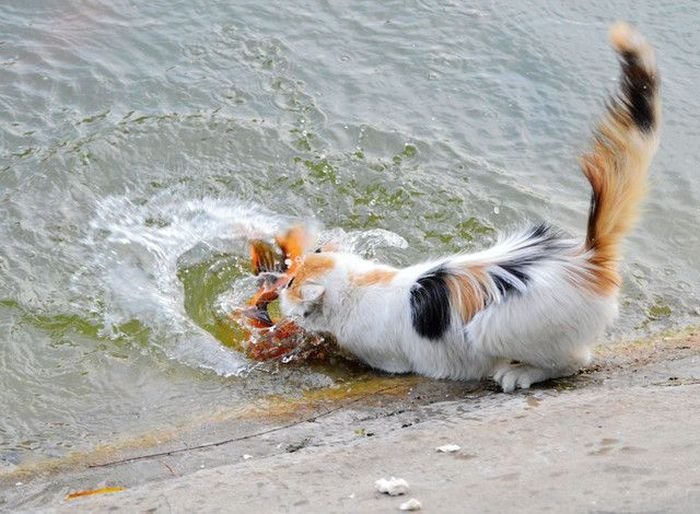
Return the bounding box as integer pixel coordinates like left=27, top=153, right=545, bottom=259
left=286, top=277, right=295, bottom=288
left=314, top=247, right=322, bottom=253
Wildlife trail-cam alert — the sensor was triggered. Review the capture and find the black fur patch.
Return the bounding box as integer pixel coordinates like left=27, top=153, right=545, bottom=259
left=491, top=267, right=527, bottom=296
left=410, top=267, right=452, bottom=340
left=490, top=223, right=565, bottom=296
left=620, top=51, right=656, bottom=133
left=529, top=222, right=551, bottom=240
left=586, top=191, right=599, bottom=249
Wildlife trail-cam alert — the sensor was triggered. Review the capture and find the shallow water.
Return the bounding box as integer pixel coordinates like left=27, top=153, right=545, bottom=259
left=1, top=1, right=698, bottom=474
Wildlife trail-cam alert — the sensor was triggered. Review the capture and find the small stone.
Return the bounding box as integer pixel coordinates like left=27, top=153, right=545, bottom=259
left=243, top=454, right=253, bottom=460
left=435, top=444, right=461, bottom=453
left=399, top=498, right=423, bottom=511
left=375, top=477, right=409, bottom=496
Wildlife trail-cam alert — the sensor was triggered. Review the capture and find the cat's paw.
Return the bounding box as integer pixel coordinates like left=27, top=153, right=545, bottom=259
left=492, top=363, right=551, bottom=393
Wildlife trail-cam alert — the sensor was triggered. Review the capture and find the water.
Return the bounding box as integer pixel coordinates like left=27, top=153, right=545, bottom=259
left=1, top=0, right=698, bottom=478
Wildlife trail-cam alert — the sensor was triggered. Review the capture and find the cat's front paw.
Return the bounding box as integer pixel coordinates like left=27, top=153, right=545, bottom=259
left=492, top=363, right=551, bottom=393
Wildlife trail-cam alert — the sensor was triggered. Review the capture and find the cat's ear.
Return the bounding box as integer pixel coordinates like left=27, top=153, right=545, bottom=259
left=300, top=283, right=325, bottom=303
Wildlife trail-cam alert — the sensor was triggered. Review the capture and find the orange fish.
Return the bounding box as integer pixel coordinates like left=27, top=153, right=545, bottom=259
left=231, top=226, right=340, bottom=363
left=243, top=226, right=309, bottom=328
left=228, top=226, right=312, bottom=361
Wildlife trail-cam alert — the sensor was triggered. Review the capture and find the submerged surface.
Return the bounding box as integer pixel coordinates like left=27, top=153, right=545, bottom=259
left=0, top=0, right=698, bottom=478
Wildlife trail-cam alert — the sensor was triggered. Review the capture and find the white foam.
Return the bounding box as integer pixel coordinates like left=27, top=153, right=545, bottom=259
left=73, top=187, right=408, bottom=377
left=74, top=189, right=288, bottom=376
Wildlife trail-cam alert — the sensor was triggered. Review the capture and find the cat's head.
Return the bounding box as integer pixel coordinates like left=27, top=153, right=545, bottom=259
left=278, top=253, right=340, bottom=329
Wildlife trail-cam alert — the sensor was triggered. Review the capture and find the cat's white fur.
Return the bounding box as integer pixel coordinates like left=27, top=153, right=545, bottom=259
left=278, top=23, right=660, bottom=391
left=280, top=237, right=617, bottom=391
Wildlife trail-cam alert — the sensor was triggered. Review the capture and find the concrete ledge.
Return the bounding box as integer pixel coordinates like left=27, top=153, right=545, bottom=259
left=52, top=383, right=700, bottom=513
left=7, top=328, right=700, bottom=513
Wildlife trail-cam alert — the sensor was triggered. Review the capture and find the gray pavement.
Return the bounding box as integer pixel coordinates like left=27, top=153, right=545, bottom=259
left=7, top=329, right=700, bottom=513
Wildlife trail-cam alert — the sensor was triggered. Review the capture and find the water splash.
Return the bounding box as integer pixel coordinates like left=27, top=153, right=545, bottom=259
left=74, top=189, right=288, bottom=376
left=75, top=187, right=408, bottom=377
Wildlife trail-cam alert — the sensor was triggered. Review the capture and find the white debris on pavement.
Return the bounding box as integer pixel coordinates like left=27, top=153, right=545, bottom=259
left=375, top=477, right=410, bottom=496
left=399, top=498, right=423, bottom=511
left=435, top=444, right=461, bottom=453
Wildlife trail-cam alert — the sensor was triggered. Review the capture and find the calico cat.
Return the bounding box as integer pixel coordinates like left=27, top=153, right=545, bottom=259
left=278, top=23, right=660, bottom=392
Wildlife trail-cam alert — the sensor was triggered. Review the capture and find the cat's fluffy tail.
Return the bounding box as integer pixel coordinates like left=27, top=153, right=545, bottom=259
left=581, top=23, right=660, bottom=294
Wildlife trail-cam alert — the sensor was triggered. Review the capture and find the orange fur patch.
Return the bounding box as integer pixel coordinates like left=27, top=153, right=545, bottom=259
left=579, top=23, right=659, bottom=296
left=580, top=102, right=650, bottom=295
left=286, top=254, right=335, bottom=301
left=350, top=268, right=398, bottom=287
left=275, top=225, right=310, bottom=275
left=444, top=267, right=489, bottom=323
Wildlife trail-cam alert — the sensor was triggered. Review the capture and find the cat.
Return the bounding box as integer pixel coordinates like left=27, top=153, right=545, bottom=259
left=278, top=23, right=660, bottom=392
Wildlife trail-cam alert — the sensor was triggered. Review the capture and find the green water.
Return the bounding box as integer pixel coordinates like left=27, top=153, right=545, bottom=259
left=1, top=0, right=698, bottom=487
